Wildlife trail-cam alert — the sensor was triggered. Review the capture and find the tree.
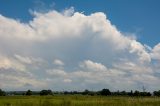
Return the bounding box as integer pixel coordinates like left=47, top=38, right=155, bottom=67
left=0, top=89, right=6, bottom=96
left=133, top=90, right=140, bottom=96
left=40, top=90, right=53, bottom=95
left=82, top=89, right=90, bottom=95
left=128, top=90, right=133, bottom=96
left=26, top=90, right=32, bottom=96
left=100, top=89, right=111, bottom=96
left=121, top=91, right=127, bottom=95
left=154, top=90, right=160, bottom=96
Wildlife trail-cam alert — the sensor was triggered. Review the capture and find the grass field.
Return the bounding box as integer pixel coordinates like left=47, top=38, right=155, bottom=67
left=0, top=95, right=160, bottom=106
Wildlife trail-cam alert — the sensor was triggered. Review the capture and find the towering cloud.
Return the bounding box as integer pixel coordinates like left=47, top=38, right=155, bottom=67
left=0, top=7, right=159, bottom=91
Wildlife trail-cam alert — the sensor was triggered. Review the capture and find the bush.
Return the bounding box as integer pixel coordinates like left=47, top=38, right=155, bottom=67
left=26, top=90, right=32, bottom=96
left=99, top=89, right=111, bottom=96
left=40, top=90, right=53, bottom=96
left=154, top=90, right=160, bottom=96
left=0, top=89, right=6, bottom=96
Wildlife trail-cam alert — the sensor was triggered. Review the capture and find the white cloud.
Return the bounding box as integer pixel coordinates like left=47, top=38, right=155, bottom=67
left=150, top=43, right=160, bottom=60
left=129, top=40, right=151, bottom=64
left=0, top=55, right=46, bottom=90
left=0, top=7, right=159, bottom=91
left=46, top=69, right=67, bottom=77
left=79, top=60, right=107, bottom=71
left=0, top=73, right=46, bottom=90
left=15, top=54, right=32, bottom=64
left=113, top=59, right=153, bottom=74
left=53, top=59, right=64, bottom=66
left=63, top=79, right=72, bottom=83
left=0, top=57, right=13, bottom=69
left=0, top=14, right=36, bottom=41
left=0, top=56, right=26, bottom=71
left=62, top=6, right=75, bottom=16
left=14, top=54, right=45, bottom=66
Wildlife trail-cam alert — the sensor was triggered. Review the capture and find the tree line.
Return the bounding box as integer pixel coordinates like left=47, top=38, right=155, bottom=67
left=1, top=88, right=160, bottom=96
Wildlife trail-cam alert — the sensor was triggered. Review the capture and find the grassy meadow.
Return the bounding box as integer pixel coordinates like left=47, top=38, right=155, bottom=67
left=0, top=95, right=160, bottom=106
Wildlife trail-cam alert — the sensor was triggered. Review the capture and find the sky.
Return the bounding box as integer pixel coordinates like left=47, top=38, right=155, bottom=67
left=0, top=0, right=160, bottom=91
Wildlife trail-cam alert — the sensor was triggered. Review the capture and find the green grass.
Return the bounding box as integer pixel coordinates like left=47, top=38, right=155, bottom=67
left=0, top=95, right=160, bottom=106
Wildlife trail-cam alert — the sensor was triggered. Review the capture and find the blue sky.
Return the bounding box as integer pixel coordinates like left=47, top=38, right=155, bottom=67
left=0, top=0, right=160, bottom=91
left=0, top=0, right=160, bottom=47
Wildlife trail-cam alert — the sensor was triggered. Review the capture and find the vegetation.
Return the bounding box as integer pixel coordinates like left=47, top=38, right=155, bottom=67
left=0, top=95, right=160, bottom=106
left=99, top=88, right=111, bottom=96
left=153, top=90, right=160, bottom=96
left=3, top=89, right=160, bottom=96
left=25, top=90, right=32, bottom=96
left=1, top=88, right=160, bottom=106
left=40, top=90, right=53, bottom=96
left=0, top=89, right=6, bottom=96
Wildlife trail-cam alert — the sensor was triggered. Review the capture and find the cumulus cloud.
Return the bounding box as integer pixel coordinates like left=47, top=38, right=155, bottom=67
left=0, top=56, right=26, bottom=71
left=151, top=43, right=160, bottom=60
left=46, top=69, right=67, bottom=77
left=63, top=79, right=72, bottom=83
left=79, top=60, right=107, bottom=71
left=53, top=59, right=64, bottom=66
left=0, top=55, right=46, bottom=90
left=0, top=7, right=159, bottom=91
left=14, top=54, right=45, bottom=66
